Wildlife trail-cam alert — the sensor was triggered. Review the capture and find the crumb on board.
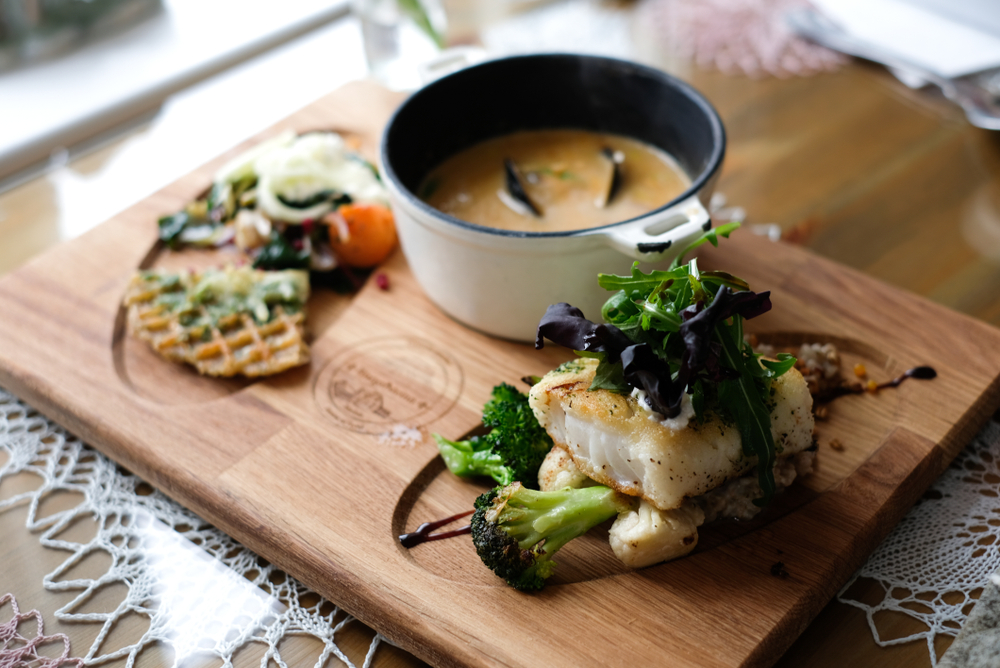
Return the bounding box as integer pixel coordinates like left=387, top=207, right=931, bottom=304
left=378, top=424, right=423, bottom=447
left=829, top=439, right=844, bottom=451
left=853, top=363, right=867, bottom=378
left=751, top=340, right=842, bottom=397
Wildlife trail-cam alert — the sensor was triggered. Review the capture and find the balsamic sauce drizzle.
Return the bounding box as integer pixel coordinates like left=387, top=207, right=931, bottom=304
left=817, top=366, right=937, bottom=403
left=399, top=509, right=474, bottom=548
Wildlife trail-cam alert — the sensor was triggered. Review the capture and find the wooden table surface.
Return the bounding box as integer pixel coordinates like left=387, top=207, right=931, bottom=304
left=3, top=17, right=1000, bottom=668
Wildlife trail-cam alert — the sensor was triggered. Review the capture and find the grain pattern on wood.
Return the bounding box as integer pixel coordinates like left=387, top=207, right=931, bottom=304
left=2, top=80, right=1000, bottom=668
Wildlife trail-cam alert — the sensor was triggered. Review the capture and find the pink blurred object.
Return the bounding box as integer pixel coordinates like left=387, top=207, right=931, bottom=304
left=649, top=0, right=847, bottom=77
left=0, top=594, right=83, bottom=668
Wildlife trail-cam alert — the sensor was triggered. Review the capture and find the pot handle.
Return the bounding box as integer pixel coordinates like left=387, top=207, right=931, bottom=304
left=601, top=195, right=712, bottom=262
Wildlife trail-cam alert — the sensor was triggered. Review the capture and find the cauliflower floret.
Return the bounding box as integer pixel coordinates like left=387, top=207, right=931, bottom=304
left=540, top=444, right=706, bottom=568
left=537, top=422, right=815, bottom=570
left=538, top=446, right=597, bottom=491
left=609, top=500, right=705, bottom=568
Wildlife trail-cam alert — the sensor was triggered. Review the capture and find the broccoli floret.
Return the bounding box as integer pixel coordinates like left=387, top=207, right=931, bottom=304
left=433, top=383, right=552, bottom=487
left=433, top=435, right=512, bottom=484
left=471, top=482, right=635, bottom=591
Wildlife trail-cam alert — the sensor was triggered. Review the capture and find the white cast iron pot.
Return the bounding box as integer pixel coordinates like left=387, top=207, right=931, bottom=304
left=381, top=54, right=726, bottom=342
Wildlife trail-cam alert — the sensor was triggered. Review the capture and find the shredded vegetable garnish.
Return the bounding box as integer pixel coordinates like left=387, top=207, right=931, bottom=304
left=157, top=131, right=396, bottom=271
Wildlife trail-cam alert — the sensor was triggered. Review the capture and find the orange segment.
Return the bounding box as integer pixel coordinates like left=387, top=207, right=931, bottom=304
left=325, top=203, right=397, bottom=268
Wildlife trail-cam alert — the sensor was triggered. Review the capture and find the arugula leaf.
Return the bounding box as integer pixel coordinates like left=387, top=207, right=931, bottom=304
left=589, top=357, right=630, bottom=394
left=598, top=262, right=686, bottom=293
left=642, top=302, right=681, bottom=332
left=690, top=379, right=706, bottom=422
left=716, top=319, right=777, bottom=505
left=600, top=289, right=641, bottom=323
left=669, top=221, right=740, bottom=270
left=760, top=353, right=796, bottom=378
left=700, top=270, right=750, bottom=292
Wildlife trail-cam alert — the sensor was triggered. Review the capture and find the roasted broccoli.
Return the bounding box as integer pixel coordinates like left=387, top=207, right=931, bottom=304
left=433, top=383, right=552, bottom=487
left=433, top=434, right=510, bottom=483
left=471, top=482, right=636, bottom=591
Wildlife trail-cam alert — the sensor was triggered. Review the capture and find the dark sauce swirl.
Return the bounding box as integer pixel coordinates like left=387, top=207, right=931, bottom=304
left=399, top=509, right=474, bottom=548
left=817, top=366, right=936, bottom=403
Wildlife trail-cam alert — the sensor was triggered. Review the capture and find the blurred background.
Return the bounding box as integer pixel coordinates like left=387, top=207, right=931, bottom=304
left=5, top=3, right=1000, bottom=666
left=2, top=0, right=1000, bottom=277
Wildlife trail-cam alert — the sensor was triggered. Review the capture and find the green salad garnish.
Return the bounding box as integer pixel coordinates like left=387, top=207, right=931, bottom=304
left=535, top=223, right=795, bottom=505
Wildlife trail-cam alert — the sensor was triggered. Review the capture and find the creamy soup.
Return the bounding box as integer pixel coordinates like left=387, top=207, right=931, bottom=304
left=419, top=130, right=691, bottom=233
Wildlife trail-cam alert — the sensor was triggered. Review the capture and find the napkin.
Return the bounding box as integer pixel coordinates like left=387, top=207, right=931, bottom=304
left=939, top=578, right=1000, bottom=667
left=810, top=0, right=1000, bottom=78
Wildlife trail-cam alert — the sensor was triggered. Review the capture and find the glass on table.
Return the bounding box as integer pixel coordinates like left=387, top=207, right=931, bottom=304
left=353, top=0, right=447, bottom=90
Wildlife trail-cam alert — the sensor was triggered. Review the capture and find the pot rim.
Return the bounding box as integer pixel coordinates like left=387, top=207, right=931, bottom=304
left=380, top=53, right=726, bottom=240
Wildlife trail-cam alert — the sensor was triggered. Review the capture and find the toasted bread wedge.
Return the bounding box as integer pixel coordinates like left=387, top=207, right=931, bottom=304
left=124, top=266, right=310, bottom=377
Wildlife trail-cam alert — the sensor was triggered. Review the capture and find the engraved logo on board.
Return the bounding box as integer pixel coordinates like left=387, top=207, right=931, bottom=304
left=313, top=337, right=464, bottom=435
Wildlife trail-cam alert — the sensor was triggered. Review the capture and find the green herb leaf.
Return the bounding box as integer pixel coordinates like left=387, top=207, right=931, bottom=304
left=669, top=221, right=741, bottom=270
left=600, top=289, right=642, bottom=323
left=253, top=231, right=311, bottom=270
left=206, top=181, right=233, bottom=221
left=590, top=358, right=630, bottom=393
left=700, top=270, right=750, bottom=293
left=716, top=319, right=777, bottom=505
left=690, top=380, right=706, bottom=422
left=598, top=262, right=687, bottom=293
left=760, top=353, right=796, bottom=378
left=397, top=0, right=445, bottom=48
left=158, top=212, right=191, bottom=248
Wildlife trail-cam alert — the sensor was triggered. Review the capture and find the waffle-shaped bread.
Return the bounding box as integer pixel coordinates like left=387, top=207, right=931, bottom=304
left=124, top=266, right=310, bottom=377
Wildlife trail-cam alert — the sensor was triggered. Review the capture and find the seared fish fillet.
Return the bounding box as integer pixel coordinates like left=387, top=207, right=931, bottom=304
left=528, top=358, right=814, bottom=511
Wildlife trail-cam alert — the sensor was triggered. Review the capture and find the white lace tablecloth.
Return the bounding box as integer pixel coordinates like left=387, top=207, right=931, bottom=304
left=2, top=383, right=999, bottom=667
left=0, top=388, right=389, bottom=668
left=837, top=420, right=1000, bottom=665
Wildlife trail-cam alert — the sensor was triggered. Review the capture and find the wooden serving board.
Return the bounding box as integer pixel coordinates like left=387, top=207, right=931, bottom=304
left=3, top=80, right=1000, bottom=668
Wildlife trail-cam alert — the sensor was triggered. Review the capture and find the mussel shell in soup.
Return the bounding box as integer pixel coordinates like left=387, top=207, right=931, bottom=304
left=419, top=130, right=691, bottom=233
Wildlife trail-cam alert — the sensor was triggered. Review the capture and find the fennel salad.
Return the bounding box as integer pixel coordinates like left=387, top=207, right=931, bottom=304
left=157, top=131, right=398, bottom=281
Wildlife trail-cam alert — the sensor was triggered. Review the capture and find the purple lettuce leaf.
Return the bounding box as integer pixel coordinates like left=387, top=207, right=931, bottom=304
left=535, top=303, right=633, bottom=362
